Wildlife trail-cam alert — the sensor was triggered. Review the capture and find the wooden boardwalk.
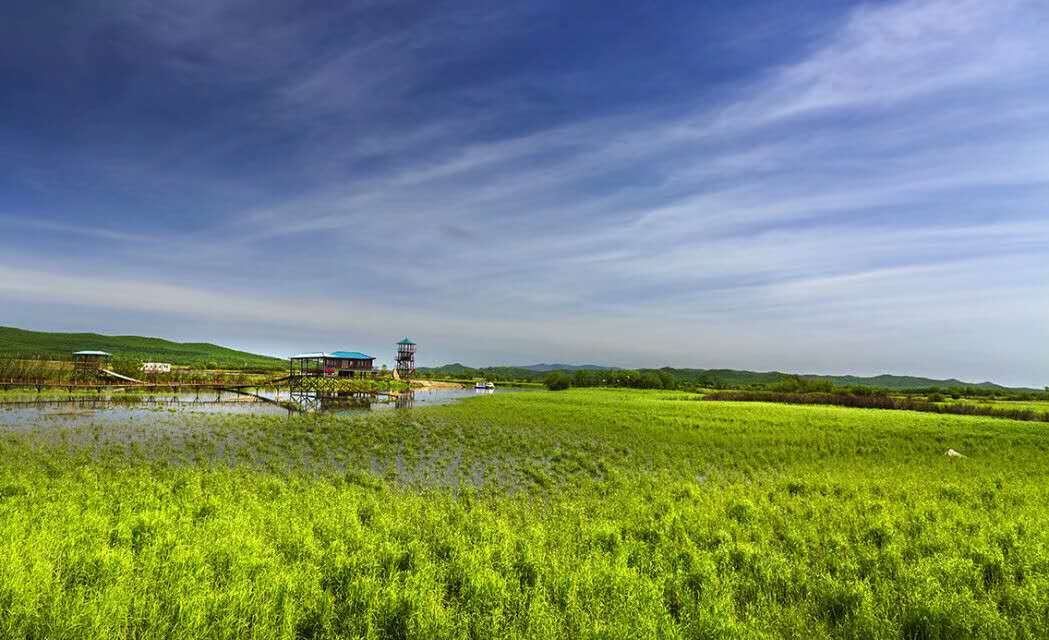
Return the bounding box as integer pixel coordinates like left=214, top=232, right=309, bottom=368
left=0, top=375, right=406, bottom=415
left=0, top=376, right=290, bottom=393
left=99, top=369, right=145, bottom=384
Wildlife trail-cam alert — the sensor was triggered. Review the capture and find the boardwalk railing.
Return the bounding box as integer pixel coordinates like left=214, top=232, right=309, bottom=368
left=0, top=377, right=290, bottom=392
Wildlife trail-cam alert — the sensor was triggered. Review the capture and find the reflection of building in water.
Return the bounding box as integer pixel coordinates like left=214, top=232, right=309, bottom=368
left=395, top=392, right=414, bottom=410
left=289, top=392, right=322, bottom=413
left=287, top=391, right=409, bottom=414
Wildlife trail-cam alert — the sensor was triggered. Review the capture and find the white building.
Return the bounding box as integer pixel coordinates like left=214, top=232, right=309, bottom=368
left=141, top=362, right=172, bottom=374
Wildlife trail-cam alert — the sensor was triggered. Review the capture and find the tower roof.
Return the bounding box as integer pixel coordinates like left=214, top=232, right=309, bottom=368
left=397, top=337, right=415, bottom=345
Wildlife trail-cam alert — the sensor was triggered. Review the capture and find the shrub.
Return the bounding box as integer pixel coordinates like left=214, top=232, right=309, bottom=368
left=545, top=372, right=571, bottom=391
left=769, top=375, right=835, bottom=394
left=638, top=372, right=663, bottom=389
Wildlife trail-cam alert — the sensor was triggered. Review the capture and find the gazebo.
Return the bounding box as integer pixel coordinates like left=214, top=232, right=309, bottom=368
left=73, top=350, right=112, bottom=375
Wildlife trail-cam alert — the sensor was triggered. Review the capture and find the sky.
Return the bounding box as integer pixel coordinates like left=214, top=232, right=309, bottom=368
left=1, top=0, right=1047, bottom=386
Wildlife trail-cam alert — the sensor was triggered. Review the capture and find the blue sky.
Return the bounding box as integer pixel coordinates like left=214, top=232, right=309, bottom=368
left=1, top=0, right=1047, bottom=385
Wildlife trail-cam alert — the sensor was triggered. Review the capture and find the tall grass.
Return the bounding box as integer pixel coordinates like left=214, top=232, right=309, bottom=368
left=0, top=356, right=74, bottom=383
left=0, top=356, right=280, bottom=387
left=2, top=389, right=1048, bottom=638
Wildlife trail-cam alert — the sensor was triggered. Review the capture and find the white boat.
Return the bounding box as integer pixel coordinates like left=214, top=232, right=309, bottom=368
left=474, top=381, right=495, bottom=390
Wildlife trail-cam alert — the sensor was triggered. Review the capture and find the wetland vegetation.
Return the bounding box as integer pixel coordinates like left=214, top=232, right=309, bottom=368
left=2, top=388, right=1048, bottom=638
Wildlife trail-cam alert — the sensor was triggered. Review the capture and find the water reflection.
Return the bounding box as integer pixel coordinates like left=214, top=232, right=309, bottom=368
left=285, top=389, right=495, bottom=414
left=286, top=392, right=379, bottom=413
left=0, top=387, right=526, bottom=427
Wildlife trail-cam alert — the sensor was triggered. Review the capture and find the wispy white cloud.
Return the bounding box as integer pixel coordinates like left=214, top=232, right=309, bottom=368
left=4, top=0, right=1049, bottom=385
left=714, top=0, right=1047, bottom=126
left=0, top=215, right=155, bottom=243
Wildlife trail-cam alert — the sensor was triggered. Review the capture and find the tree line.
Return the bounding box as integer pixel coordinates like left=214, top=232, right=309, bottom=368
left=419, top=365, right=1048, bottom=400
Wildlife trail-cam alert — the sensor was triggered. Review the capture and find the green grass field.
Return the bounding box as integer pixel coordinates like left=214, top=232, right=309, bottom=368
left=946, top=398, right=1049, bottom=414
left=2, top=389, right=1048, bottom=638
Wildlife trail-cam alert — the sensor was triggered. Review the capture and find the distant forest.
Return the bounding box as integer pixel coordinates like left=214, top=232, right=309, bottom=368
left=419, top=364, right=1047, bottom=398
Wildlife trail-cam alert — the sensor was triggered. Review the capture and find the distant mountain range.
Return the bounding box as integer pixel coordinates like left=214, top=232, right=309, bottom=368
left=422, top=363, right=611, bottom=374
left=517, top=363, right=612, bottom=372
left=801, top=373, right=1007, bottom=391
left=419, top=363, right=1029, bottom=391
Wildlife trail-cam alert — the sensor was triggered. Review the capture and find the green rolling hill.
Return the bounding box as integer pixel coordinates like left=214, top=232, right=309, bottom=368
left=0, top=326, right=284, bottom=370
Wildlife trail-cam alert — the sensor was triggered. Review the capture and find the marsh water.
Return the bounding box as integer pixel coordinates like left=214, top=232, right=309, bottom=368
left=0, top=387, right=516, bottom=429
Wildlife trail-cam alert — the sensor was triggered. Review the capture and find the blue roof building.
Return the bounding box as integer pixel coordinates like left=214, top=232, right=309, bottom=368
left=289, top=351, right=376, bottom=378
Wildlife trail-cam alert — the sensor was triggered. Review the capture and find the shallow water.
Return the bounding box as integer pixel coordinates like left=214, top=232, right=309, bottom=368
left=0, top=387, right=516, bottom=429
left=0, top=386, right=537, bottom=491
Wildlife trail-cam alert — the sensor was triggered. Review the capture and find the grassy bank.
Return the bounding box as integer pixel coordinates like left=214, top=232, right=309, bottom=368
left=702, top=390, right=1049, bottom=422
left=2, top=389, right=1048, bottom=638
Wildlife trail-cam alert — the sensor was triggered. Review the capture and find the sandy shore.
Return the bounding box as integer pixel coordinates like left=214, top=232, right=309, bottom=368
left=410, top=379, right=465, bottom=389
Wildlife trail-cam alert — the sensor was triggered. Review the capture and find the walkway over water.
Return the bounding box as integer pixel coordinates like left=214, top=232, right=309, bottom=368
left=0, top=387, right=515, bottom=427
left=0, top=375, right=292, bottom=392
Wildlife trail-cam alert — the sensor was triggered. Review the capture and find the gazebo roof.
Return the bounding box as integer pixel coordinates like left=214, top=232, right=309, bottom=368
left=73, top=350, right=111, bottom=356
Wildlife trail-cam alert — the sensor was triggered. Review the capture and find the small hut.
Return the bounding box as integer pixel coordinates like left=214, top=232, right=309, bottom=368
left=73, top=350, right=112, bottom=376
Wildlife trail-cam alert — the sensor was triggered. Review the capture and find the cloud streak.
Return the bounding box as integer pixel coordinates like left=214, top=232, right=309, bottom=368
left=1, top=0, right=1047, bottom=386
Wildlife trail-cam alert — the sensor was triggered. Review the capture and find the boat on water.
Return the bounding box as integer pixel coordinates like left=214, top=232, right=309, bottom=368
left=474, top=381, right=495, bottom=390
